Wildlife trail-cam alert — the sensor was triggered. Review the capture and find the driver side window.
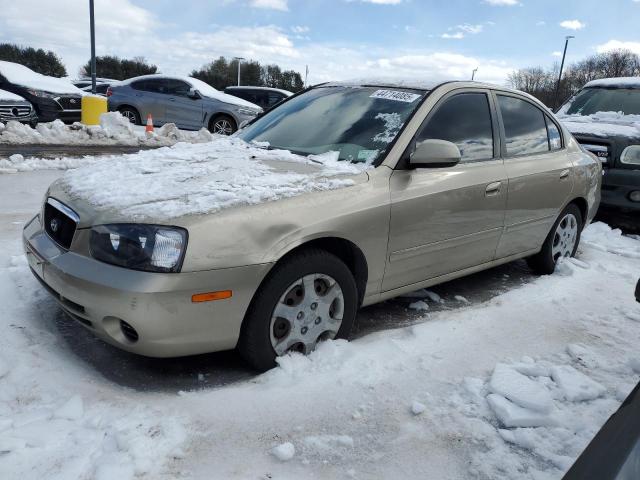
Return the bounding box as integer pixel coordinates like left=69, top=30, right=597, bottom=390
left=417, top=92, right=495, bottom=163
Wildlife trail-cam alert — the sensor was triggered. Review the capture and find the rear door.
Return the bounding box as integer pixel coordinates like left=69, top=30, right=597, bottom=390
left=131, top=79, right=167, bottom=124
left=493, top=92, right=573, bottom=258
left=165, top=79, right=203, bottom=129
left=384, top=89, right=508, bottom=291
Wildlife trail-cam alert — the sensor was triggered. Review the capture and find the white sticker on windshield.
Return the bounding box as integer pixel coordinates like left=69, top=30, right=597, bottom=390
left=370, top=89, right=421, bottom=103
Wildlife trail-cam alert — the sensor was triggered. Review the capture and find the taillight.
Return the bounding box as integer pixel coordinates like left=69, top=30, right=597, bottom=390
left=106, top=87, right=113, bottom=97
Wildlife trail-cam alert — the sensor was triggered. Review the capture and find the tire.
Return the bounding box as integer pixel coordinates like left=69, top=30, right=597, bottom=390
left=118, top=106, right=141, bottom=125
left=527, top=203, right=583, bottom=275
left=209, top=114, right=237, bottom=135
left=238, top=249, right=358, bottom=372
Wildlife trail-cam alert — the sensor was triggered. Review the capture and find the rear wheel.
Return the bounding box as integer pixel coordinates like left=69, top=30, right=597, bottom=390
left=118, top=106, right=141, bottom=125
left=209, top=114, right=237, bottom=135
left=238, top=249, right=358, bottom=371
left=527, top=204, right=583, bottom=274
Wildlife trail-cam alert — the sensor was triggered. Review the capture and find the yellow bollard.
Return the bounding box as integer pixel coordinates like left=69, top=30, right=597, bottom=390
left=81, top=95, right=108, bottom=125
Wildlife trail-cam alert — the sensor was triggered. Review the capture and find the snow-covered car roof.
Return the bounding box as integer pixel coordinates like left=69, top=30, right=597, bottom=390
left=0, top=88, right=28, bottom=102
left=0, top=61, right=84, bottom=95
left=225, top=86, right=293, bottom=96
left=116, top=74, right=261, bottom=109
left=324, top=78, right=442, bottom=90
left=584, top=77, right=640, bottom=89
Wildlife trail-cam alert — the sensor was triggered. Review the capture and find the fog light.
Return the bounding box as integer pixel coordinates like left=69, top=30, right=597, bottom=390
left=630, top=190, right=640, bottom=203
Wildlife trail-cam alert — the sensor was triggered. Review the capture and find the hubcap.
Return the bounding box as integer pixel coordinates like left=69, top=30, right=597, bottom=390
left=269, top=274, right=344, bottom=356
left=213, top=119, right=234, bottom=135
left=552, top=213, right=578, bottom=262
left=122, top=110, right=137, bottom=124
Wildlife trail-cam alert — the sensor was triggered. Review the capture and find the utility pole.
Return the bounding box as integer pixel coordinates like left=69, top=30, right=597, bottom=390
left=471, top=67, right=478, bottom=81
left=89, top=0, right=96, bottom=94
left=234, top=57, right=245, bottom=86
left=554, top=35, right=574, bottom=110
left=305, top=65, right=309, bottom=88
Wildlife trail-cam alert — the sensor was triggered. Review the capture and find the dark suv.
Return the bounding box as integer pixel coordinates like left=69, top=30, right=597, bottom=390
left=558, top=78, right=640, bottom=228
left=224, top=86, right=292, bottom=110
left=0, top=61, right=83, bottom=123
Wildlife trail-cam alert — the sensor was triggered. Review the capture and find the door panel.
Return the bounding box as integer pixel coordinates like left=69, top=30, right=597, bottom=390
left=166, top=97, right=203, bottom=129
left=384, top=160, right=507, bottom=291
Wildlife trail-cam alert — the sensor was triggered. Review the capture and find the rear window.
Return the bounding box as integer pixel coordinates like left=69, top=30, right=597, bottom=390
left=497, top=95, right=549, bottom=157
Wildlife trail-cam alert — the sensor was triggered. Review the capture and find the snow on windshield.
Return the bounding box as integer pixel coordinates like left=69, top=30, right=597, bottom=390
left=61, top=136, right=366, bottom=219
left=0, top=61, right=83, bottom=94
left=373, top=112, right=403, bottom=144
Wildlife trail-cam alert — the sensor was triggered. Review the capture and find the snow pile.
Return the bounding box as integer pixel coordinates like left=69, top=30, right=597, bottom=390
left=60, top=137, right=365, bottom=219
left=558, top=110, right=640, bottom=138
left=0, top=154, right=98, bottom=174
left=0, top=112, right=215, bottom=146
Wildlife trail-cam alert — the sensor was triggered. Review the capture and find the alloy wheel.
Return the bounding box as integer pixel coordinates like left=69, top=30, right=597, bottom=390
left=213, top=118, right=234, bottom=135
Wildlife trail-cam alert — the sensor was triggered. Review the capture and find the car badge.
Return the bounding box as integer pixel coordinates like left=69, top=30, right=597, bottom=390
left=50, top=218, right=60, bottom=233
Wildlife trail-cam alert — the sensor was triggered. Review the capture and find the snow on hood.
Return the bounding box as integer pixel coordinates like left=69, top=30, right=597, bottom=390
left=0, top=61, right=83, bottom=95
left=0, top=88, right=27, bottom=102
left=584, top=77, right=640, bottom=89
left=558, top=111, right=640, bottom=139
left=60, top=137, right=366, bottom=220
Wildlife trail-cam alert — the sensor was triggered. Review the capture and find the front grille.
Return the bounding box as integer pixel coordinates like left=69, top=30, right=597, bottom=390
left=55, top=95, right=82, bottom=111
left=0, top=104, right=32, bottom=119
left=44, top=198, right=79, bottom=250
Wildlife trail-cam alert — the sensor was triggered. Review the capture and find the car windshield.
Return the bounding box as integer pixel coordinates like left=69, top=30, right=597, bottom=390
left=563, top=87, right=640, bottom=116
left=237, top=86, right=427, bottom=164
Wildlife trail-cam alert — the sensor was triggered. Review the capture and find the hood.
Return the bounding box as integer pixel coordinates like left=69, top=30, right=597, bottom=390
left=0, top=88, right=28, bottom=102
left=186, top=77, right=261, bottom=109
left=53, top=137, right=367, bottom=227
left=558, top=112, right=640, bottom=142
left=0, top=61, right=83, bottom=95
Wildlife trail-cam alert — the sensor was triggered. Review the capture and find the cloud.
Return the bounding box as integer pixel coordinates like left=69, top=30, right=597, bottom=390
left=442, top=32, right=465, bottom=39
left=354, top=0, right=403, bottom=4
left=442, top=23, right=484, bottom=39
left=596, top=39, right=640, bottom=55
left=249, top=0, right=288, bottom=10
left=559, top=20, right=586, bottom=30
left=483, top=0, right=519, bottom=5
left=291, top=25, right=310, bottom=34
left=551, top=51, right=562, bottom=57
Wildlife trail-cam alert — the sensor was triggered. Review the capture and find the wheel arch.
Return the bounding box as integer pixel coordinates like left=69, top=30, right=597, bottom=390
left=566, top=197, right=589, bottom=227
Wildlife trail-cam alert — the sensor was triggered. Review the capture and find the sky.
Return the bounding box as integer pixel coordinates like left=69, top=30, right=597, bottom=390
left=0, top=0, right=639, bottom=85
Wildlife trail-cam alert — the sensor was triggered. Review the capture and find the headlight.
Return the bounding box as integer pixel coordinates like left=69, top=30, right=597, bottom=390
left=621, top=145, right=640, bottom=166
left=236, top=107, right=261, bottom=116
left=90, top=224, right=188, bottom=273
left=26, top=89, right=58, bottom=99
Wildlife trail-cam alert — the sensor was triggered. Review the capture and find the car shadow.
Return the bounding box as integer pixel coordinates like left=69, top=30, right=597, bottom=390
left=51, top=260, right=534, bottom=393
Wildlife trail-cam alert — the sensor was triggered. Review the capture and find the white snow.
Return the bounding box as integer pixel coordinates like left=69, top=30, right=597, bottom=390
left=1, top=162, right=640, bottom=480
left=558, top=110, right=640, bottom=138
left=271, top=442, right=296, bottom=461
left=0, top=60, right=83, bottom=95
left=410, top=401, right=426, bottom=415
left=60, top=136, right=365, bottom=220
left=489, top=363, right=554, bottom=413
left=0, top=112, right=215, bottom=146
left=408, top=300, right=429, bottom=311
left=0, top=88, right=27, bottom=102
left=550, top=365, right=606, bottom=402
left=585, top=77, right=640, bottom=88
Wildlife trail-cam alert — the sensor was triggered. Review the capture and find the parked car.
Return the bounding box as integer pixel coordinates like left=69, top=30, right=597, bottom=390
left=72, top=77, right=117, bottom=89
left=0, top=61, right=84, bottom=123
left=563, top=380, right=640, bottom=480
left=0, top=88, right=38, bottom=127
left=557, top=78, right=640, bottom=229
left=224, top=86, right=293, bottom=110
left=24, top=80, right=601, bottom=371
left=107, top=75, right=262, bottom=134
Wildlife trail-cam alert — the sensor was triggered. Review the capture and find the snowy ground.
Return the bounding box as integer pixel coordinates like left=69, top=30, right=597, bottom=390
left=1, top=169, right=640, bottom=479
left=0, top=112, right=214, bottom=150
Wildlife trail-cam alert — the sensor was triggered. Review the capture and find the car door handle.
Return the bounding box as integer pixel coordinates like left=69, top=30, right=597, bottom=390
left=485, top=182, right=502, bottom=196
left=559, top=169, right=570, bottom=180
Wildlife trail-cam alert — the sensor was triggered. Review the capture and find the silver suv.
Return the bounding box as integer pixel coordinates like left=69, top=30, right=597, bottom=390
left=107, top=75, right=262, bottom=134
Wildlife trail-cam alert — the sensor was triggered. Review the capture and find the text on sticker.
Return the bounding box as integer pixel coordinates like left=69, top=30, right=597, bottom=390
left=370, top=90, right=421, bottom=103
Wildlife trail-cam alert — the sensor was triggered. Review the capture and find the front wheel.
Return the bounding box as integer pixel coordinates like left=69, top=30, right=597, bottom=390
left=118, top=106, right=141, bottom=125
left=209, top=114, right=237, bottom=135
left=527, top=204, right=583, bottom=275
left=238, top=249, right=358, bottom=371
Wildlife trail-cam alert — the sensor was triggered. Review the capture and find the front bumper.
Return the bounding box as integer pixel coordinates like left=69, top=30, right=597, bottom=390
left=23, top=215, right=272, bottom=357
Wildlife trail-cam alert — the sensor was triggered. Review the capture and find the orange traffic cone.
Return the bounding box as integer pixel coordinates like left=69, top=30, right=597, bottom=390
left=145, top=114, right=154, bottom=133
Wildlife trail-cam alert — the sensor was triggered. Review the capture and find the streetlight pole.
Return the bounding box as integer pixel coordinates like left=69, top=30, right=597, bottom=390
left=234, top=57, right=245, bottom=86
left=89, top=0, right=96, bottom=94
left=554, top=35, right=574, bottom=110
left=471, top=67, right=478, bottom=81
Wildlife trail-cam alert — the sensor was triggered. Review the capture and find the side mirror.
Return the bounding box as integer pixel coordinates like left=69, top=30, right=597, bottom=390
left=188, top=88, right=201, bottom=99
left=409, top=139, right=461, bottom=168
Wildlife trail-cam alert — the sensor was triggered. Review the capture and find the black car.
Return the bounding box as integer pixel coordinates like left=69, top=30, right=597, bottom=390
left=558, top=78, right=640, bottom=229
left=224, top=86, right=292, bottom=110
left=0, top=88, right=38, bottom=127
left=0, top=61, right=83, bottom=123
